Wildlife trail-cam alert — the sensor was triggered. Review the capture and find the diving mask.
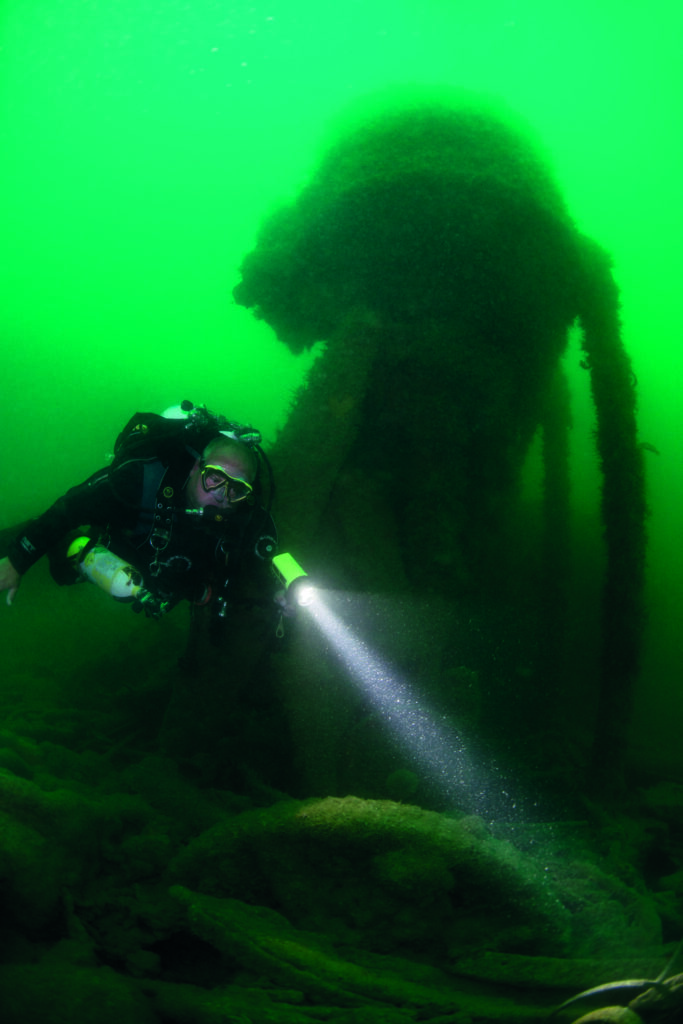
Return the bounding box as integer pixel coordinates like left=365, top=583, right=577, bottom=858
left=200, top=462, right=253, bottom=504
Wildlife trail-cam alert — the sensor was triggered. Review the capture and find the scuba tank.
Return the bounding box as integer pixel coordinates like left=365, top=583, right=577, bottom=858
left=67, top=536, right=143, bottom=602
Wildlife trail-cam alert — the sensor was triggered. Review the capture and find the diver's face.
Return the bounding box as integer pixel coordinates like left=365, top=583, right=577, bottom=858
left=185, top=450, right=254, bottom=511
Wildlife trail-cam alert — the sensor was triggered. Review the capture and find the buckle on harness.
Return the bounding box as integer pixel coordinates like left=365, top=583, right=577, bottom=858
left=150, top=521, right=172, bottom=576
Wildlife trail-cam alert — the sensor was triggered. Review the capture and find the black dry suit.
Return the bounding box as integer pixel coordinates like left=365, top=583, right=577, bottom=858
left=8, top=409, right=278, bottom=621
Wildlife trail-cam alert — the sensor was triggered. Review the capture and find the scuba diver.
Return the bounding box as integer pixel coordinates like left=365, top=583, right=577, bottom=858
left=0, top=402, right=281, bottom=634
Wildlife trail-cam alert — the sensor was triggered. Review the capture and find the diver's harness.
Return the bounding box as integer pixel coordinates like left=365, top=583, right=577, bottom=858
left=114, top=400, right=276, bottom=620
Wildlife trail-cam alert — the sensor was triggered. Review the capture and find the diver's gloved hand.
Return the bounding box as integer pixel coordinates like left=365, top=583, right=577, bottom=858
left=131, top=588, right=168, bottom=619
left=274, top=587, right=297, bottom=618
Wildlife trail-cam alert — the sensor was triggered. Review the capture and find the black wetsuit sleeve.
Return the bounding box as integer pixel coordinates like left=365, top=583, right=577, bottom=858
left=6, top=462, right=143, bottom=574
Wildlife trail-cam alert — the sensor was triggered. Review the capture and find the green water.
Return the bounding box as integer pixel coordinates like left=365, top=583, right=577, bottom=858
left=1, top=0, right=682, bottom=768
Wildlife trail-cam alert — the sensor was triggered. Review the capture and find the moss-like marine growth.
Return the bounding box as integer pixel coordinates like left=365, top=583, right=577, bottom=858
left=234, top=94, right=647, bottom=791
left=169, top=794, right=663, bottom=963
left=0, top=686, right=676, bottom=1024
left=576, top=237, right=647, bottom=787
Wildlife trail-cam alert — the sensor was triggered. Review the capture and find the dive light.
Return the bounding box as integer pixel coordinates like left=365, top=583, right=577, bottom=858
left=272, top=552, right=315, bottom=607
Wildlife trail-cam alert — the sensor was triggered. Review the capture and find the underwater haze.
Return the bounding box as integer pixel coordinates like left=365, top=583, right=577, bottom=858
left=1, top=1, right=682, bottom=765
left=5, top=4, right=683, bottom=1020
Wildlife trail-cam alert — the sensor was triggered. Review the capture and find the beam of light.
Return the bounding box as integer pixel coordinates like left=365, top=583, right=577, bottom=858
left=291, top=578, right=316, bottom=607
left=304, top=589, right=528, bottom=824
